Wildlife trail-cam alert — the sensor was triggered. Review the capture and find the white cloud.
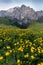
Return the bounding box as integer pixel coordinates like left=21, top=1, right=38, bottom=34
left=0, top=0, right=43, bottom=11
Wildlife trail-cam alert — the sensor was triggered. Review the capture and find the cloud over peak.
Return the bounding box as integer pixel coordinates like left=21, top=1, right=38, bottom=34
left=0, top=0, right=43, bottom=11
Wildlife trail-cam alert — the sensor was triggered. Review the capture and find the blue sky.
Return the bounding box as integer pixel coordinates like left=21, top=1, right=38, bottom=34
left=0, top=0, right=43, bottom=11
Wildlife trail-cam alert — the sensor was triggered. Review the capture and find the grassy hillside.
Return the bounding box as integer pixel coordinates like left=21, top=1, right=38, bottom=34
left=28, top=22, right=43, bottom=30
left=0, top=17, right=11, bottom=25
left=0, top=17, right=43, bottom=29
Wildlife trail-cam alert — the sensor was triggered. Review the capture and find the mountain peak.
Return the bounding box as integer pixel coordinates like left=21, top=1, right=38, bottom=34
left=0, top=5, right=43, bottom=20
left=21, top=5, right=26, bottom=8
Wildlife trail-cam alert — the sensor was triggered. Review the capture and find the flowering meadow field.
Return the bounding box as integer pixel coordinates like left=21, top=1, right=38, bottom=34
left=0, top=25, right=43, bottom=65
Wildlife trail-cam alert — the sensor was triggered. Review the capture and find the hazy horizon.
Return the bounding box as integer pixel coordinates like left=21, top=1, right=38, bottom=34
left=0, top=0, right=43, bottom=11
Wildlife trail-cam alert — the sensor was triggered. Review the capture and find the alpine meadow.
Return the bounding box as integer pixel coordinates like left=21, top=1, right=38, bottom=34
left=0, top=0, right=43, bottom=65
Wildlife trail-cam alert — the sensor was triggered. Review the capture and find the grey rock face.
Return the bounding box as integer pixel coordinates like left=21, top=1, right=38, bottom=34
left=0, top=5, right=43, bottom=20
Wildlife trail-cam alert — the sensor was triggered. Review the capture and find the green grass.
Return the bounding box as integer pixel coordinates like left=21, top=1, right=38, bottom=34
left=27, top=22, right=43, bottom=30
left=0, top=22, right=43, bottom=30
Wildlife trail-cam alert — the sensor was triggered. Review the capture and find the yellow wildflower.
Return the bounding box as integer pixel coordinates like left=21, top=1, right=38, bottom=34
left=37, top=62, right=43, bottom=65
left=0, top=56, right=3, bottom=60
left=8, top=37, right=12, bottom=41
left=14, top=43, right=17, bottom=46
left=38, top=37, right=42, bottom=43
left=26, top=45, right=28, bottom=47
left=0, top=39, right=2, bottom=42
left=6, top=46, right=11, bottom=49
left=17, top=42, right=19, bottom=45
left=41, top=50, right=43, bottom=53
left=34, top=39, right=36, bottom=42
left=40, top=43, right=43, bottom=46
left=29, top=42, right=32, bottom=46
left=31, top=55, right=35, bottom=59
left=18, top=46, right=24, bottom=52
left=5, top=52, right=10, bottom=56
left=9, top=50, right=12, bottom=53
left=41, top=62, right=43, bottom=65
left=17, top=59, right=21, bottom=63
left=24, top=53, right=29, bottom=58
left=37, top=63, right=40, bottom=65
left=31, top=47, right=36, bottom=53
left=37, top=47, right=41, bottom=53
left=25, top=40, right=29, bottom=44
left=20, top=39, right=23, bottom=43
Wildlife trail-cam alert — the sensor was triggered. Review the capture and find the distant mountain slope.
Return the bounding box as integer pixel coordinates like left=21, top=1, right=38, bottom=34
left=0, top=17, right=30, bottom=28
left=0, top=17, right=11, bottom=25
left=0, top=5, right=43, bottom=20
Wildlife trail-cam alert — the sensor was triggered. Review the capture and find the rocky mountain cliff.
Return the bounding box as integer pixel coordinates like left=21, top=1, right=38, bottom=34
left=0, top=5, right=43, bottom=20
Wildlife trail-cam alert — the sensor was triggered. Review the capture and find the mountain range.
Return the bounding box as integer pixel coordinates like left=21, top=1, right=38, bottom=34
left=0, top=5, right=43, bottom=28
left=0, top=5, right=43, bottom=20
